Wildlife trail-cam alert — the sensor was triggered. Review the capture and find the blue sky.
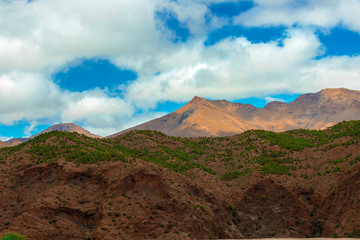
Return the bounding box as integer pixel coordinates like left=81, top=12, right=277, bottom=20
left=1, top=0, right=360, bottom=139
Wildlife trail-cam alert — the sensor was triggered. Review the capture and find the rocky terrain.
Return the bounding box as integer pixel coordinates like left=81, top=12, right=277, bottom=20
left=0, top=120, right=360, bottom=239
left=110, top=88, right=360, bottom=137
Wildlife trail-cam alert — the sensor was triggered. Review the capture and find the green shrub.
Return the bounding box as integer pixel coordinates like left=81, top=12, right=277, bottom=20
left=220, top=171, right=240, bottom=180
left=255, top=130, right=314, bottom=151
left=347, top=230, right=360, bottom=238
left=261, top=163, right=291, bottom=175
left=1, top=233, right=25, bottom=240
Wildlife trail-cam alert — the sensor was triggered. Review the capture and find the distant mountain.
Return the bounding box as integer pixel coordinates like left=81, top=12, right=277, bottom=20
left=0, top=138, right=29, bottom=148
left=0, top=123, right=101, bottom=148
left=109, top=88, right=360, bottom=137
left=30, top=123, right=101, bottom=139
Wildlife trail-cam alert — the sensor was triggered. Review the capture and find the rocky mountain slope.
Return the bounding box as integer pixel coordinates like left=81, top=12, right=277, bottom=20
left=0, top=121, right=360, bottom=239
left=110, top=88, right=360, bottom=137
left=0, top=123, right=100, bottom=148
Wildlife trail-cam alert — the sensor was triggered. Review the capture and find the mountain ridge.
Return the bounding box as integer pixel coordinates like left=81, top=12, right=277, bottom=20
left=109, top=88, right=360, bottom=138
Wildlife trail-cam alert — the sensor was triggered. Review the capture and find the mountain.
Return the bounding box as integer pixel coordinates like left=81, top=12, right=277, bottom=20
left=109, top=88, right=360, bottom=137
left=1, top=121, right=360, bottom=239
left=30, top=123, right=101, bottom=139
left=0, top=138, right=29, bottom=148
left=0, top=123, right=101, bottom=148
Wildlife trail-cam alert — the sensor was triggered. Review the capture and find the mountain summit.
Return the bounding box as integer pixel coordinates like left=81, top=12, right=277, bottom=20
left=109, top=88, right=360, bottom=137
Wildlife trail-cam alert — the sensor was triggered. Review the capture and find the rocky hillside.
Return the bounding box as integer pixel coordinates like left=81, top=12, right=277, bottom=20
left=110, top=88, right=360, bottom=137
left=0, top=121, right=360, bottom=239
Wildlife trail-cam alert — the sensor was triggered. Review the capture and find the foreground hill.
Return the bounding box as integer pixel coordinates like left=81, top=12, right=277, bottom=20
left=0, top=123, right=101, bottom=148
left=0, top=121, right=360, bottom=239
left=110, top=88, right=360, bottom=137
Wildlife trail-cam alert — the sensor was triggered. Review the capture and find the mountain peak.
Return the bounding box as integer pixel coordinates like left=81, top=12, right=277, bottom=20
left=319, top=88, right=356, bottom=96
left=264, top=100, right=286, bottom=110
left=189, top=96, right=207, bottom=104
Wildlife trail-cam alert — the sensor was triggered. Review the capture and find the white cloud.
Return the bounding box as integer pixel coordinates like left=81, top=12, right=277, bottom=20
left=265, top=97, right=285, bottom=103
left=84, top=110, right=167, bottom=136
left=123, top=27, right=360, bottom=110
left=235, top=0, right=360, bottom=32
left=0, top=0, right=163, bottom=72
left=24, top=120, right=38, bottom=137
left=124, top=29, right=325, bottom=106
left=0, top=71, right=135, bottom=136
left=0, top=136, right=11, bottom=142
left=61, top=90, right=134, bottom=129
left=0, top=71, right=65, bottom=125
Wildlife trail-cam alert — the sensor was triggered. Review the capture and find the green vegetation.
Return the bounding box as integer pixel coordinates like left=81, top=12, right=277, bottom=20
left=0, top=130, right=214, bottom=175
left=255, top=130, right=314, bottom=151
left=0, top=233, right=25, bottom=240
left=261, top=163, right=291, bottom=175
left=1, top=120, right=360, bottom=180
left=220, top=171, right=241, bottom=180
left=346, top=230, right=360, bottom=238
left=220, top=169, right=253, bottom=180
left=256, top=120, right=360, bottom=151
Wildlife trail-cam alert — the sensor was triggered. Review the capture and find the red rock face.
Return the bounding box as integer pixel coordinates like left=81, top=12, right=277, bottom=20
left=0, top=161, right=243, bottom=240
left=110, top=88, right=360, bottom=137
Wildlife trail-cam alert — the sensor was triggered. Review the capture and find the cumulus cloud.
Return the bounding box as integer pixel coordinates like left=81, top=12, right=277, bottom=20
left=0, top=70, right=136, bottom=135
left=0, top=71, right=65, bottom=125
left=265, top=97, right=285, bottom=103
left=61, top=90, right=134, bottom=129
left=0, top=0, right=165, bottom=72
left=235, top=0, right=360, bottom=32
left=123, top=28, right=325, bottom=107
left=83, top=110, right=168, bottom=137
left=24, top=120, right=38, bottom=137
left=0, top=135, right=11, bottom=142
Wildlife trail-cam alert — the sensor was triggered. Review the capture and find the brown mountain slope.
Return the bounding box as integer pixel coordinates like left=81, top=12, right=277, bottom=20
left=109, top=88, right=360, bottom=137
